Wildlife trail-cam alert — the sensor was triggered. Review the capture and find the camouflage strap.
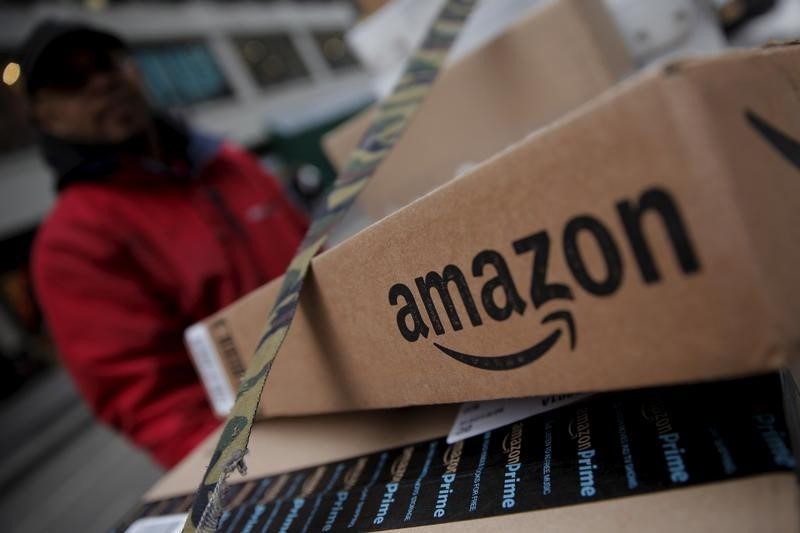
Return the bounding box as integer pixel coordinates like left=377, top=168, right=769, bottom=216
left=183, top=1, right=477, bottom=531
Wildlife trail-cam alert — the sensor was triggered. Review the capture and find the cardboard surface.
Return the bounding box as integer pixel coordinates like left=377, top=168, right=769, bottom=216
left=145, top=405, right=459, bottom=501
left=323, top=0, right=631, bottom=231
left=187, top=44, right=800, bottom=420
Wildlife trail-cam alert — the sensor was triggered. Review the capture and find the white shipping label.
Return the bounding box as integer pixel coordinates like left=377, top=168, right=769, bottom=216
left=447, top=393, right=592, bottom=444
left=184, top=323, right=236, bottom=417
left=125, top=514, right=188, bottom=533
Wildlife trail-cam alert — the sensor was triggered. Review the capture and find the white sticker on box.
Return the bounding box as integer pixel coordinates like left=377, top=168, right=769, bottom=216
left=125, top=514, right=188, bottom=533
left=184, top=323, right=236, bottom=417
left=447, top=393, right=592, bottom=444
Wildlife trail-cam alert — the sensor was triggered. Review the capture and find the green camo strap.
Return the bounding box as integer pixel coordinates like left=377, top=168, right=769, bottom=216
left=183, top=1, right=477, bottom=531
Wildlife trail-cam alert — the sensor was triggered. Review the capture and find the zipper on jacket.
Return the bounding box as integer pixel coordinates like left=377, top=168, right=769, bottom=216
left=201, top=184, right=268, bottom=288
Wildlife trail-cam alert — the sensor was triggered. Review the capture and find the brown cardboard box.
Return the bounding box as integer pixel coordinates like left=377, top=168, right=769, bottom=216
left=322, top=0, right=631, bottom=236
left=187, top=44, right=800, bottom=419
left=186, top=0, right=631, bottom=418
left=135, top=374, right=799, bottom=532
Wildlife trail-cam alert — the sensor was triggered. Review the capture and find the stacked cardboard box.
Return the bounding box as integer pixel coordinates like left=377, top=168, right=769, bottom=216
left=127, top=2, right=800, bottom=532
left=123, top=374, right=798, bottom=532
left=188, top=44, right=800, bottom=420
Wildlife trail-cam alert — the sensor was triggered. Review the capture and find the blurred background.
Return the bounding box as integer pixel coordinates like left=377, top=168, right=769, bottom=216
left=0, top=0, right=797, bottom=532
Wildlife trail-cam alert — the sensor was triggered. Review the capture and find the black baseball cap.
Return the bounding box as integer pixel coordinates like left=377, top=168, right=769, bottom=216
left=19, top=19, right=127, bottom=95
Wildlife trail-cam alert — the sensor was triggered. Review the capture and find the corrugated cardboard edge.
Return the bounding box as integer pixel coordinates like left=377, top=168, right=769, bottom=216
left=184, top=281, right=280, bottom=417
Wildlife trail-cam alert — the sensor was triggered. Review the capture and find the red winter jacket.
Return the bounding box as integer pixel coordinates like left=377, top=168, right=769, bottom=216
left=32, top=124, right=308, bottom=468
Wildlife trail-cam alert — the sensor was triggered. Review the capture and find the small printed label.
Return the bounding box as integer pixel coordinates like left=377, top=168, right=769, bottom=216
left=125, top=514, right=188, bottom=533
left=184, top=323, right=236, bottom=416
left=447, top=394, right=591, bottom=444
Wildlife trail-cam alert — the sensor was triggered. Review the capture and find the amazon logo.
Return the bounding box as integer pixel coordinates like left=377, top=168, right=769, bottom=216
left=746, top=109, right=800, bottom=171
left=388, top=187, right=701, bottom=370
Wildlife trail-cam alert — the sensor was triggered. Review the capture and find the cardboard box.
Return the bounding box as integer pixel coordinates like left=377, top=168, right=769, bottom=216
left=322, top=0, right=631, bottom=239
left=187, top=44, right=800, bottom=419
left=125, top=373, right=800, bottom=532
left=187, top=0, right=632, bottom=418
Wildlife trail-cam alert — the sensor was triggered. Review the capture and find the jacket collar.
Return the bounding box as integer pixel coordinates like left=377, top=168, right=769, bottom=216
left=39, top=114, right=222, bottom=192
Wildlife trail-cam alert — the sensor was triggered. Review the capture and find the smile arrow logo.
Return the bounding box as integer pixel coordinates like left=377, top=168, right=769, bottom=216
left=746, top=110, right=800, bottom=170
left=433, top=309, right=576, bottom=371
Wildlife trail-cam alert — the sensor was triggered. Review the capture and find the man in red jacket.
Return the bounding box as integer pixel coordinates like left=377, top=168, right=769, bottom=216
left=24, top=21, right=308, bottom=468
